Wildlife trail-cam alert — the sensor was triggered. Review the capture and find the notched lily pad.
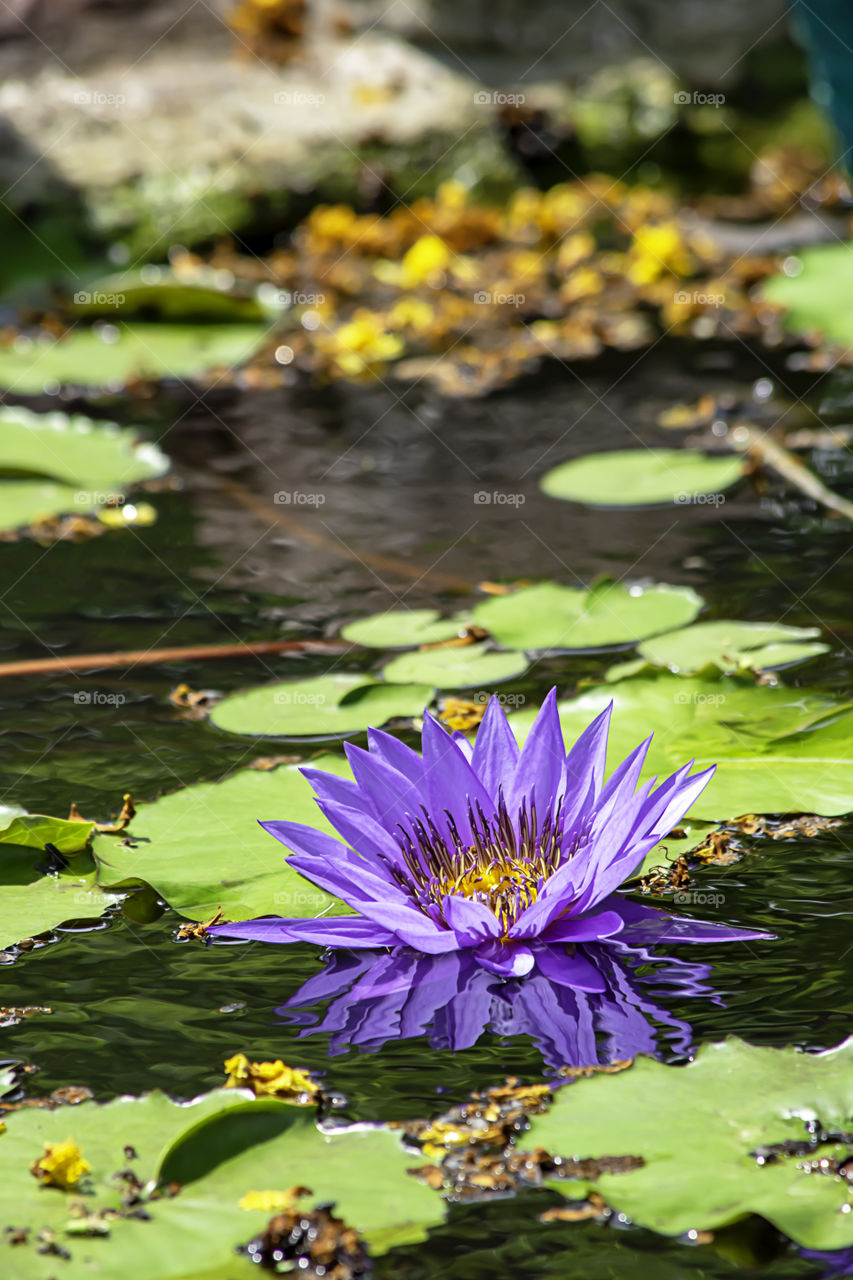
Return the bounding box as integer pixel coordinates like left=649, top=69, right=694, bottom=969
left=540, top=448, right=743, bottom=507
left=209, top=674, right=432, bottom=739
left=472, top=579, right=703, bottom=651
left=636, top=619, right=828, bottom=674
left=526, top=1037, right=853, bottom=1250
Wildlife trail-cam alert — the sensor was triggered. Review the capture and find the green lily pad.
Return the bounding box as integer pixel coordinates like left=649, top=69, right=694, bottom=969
left=71, top=267, right=274, bottom=323
left=527, top=1037, right=853, bottom=1249
left=0, top=323, right=268, bottom=393
left=472, top=580, right=703, bottom=651
left=0, top=405, right=170, bottom=533
left=381, top=643, right=528, bottom=689
left=0, top=405, right=169, bottom=491
left=540, top=448, right=743, bottom=506
left=763, top=242, right=853, bottom=347
left=0, top=1088, right=445, bottom=1279
left=93, top=755, right=356, bottom=922
left=341, top=608, right=468, bottom=649
left=508, top=670, right=853, bottom=819
left=0, top=810, right=94, bottom=856
left=637, top=620, right=828, bottom=674
left=0, top=846, right=119, bottom=952
left=210, top=674, right=432, bottom=739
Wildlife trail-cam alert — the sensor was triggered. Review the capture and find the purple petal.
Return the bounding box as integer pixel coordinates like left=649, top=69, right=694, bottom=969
left=532, top=946, right=608, bottom=991
left=366, top=727, right=426, bottom=785
left=505, top=687, right=565, bottom=817
left=442, top=894, right=501, bottom=944
left=539, top=908, right=625, bottom=944
left=471, top=695, right=520, bottom=799
left=421, top=713, right=496, bottom=840
left=208, top=914, right=397, bottom=947
left=474, top=939, right=535, bottom=976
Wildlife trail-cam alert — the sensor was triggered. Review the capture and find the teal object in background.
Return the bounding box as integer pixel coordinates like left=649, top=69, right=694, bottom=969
left=795, top=0, right=853, bottom=166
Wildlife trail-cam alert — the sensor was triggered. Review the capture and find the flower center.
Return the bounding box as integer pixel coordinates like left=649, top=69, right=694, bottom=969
left=393, top=795, right=585, bottom=933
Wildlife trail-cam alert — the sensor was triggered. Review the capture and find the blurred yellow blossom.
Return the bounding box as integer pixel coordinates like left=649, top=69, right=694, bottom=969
left=224, top=1053, right=319, bottom=1102
left=30, top=1140, right=90, bottom=1190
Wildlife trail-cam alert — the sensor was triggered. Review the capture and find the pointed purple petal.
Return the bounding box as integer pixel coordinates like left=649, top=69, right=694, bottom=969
left=471, top=695, right=520, bottom=799
left=539, top=908, right=624, bottom=944
left=208, top=914, right=397, bottom=947
left=442, top=894, right=501, bottom=944
left=505, top=687, right=564, bottom=816
left=474, top=939, right=535, bottom=976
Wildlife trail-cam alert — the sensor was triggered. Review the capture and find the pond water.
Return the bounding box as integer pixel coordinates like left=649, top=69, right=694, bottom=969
left=2, top=341, right=853, bottom=1276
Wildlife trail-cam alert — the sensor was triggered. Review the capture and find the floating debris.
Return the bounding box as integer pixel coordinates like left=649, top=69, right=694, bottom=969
left=30, top=1139, right=91, bottom=1190
left=237, top=1198, right=371, bottom=1278
left=175, top=908, right=224, bottom=941
left=223, top=1053, right=319, bottom=1103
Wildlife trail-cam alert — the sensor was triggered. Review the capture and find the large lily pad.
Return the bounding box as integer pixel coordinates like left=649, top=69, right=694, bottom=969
left=0, top=809, right=94, bottom=857
left=0, top=846, right=119, bottom=951
left=763, top=243, right=853, bottom=347
left=540, top=448, right=743, bottom=506
left=508, top=670, right=853, bottom=818
left=0, top=323, right=268, bottom=393
left=528, top=1037, right=853, bottom=1249
left=0, top=406, right=170, bottom=533
left=381, top=643, right=528, bottom=689
left=93, top=755, right=356, bottom=922
left=472, top=580, right=703, bottom=651
left=0, top=1088, right=444, bottom=1279
left=341, top=608, right=468, bottom=649
left=636, top=619, right=828, bottom=674
left=210, top=674, right=432, bottom=739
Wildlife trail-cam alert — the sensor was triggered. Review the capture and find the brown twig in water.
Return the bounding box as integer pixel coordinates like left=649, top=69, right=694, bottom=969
left=217, top=476, right=474, bottom=592
left=735, top=422, right=853, bottom=522
left=0, top=638, right=352, bottom=678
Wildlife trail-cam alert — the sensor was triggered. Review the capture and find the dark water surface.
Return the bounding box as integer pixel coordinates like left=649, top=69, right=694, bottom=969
left=2, top=346, right=853, bottom=1276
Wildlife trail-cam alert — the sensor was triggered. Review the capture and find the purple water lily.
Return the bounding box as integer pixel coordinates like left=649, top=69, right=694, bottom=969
left=209, top=690, right=771, bottom=976
left=275, top=940, right=721, bottom=1071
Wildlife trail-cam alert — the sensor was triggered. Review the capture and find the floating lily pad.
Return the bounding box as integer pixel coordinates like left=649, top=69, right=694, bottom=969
left=0, top=846, right=118, bottom=951
left=381, top=643, right=528, bottom=689
left=637, top=620, right=828, bottom=674
left=0, top=1088, right=445, bottom=1278
left=210, top=674, right=432, bottom=739
left=540, top=448, right=743, bottom=506
left=93, top=755, right=356, bottom=921
left=0, top=323, right=268, bottom=393
left=508, top=670, right=853, bottom=818
left=0, top=405, right=170, bottom=533
left=0, top=808, right=94, bottom=856
left=472, top=580, right=703, bottom=651
left=763, top=243, right=853, bottom=347
left=341, top=608, right=468, bottom=649
left=71, top=267, right=273, bottom=323
left=0, top=405, right=169, bottom=490
left=528, top=1037, right=853, bottom=1249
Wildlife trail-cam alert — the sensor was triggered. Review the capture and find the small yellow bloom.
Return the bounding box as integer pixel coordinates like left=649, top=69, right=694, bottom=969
left=239, top=1187, right=308, bottom=1212
left=387, top=297, right=435, bottom=333
left=30, top=1139, right=91, bottom=1190
left=626, top=221, right=693, bottom=285
left=224, top=1053, right=319, bottom=1102
left=399, top=235, right=451, bottom=288
left=439, top=697, right=485, bottom=733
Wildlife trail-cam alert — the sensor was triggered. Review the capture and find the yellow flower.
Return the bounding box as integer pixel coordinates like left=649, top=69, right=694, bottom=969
left=387, top=297, right=435, bottom=334
left=238, top=1187, right=308, bottom=1212
left=223, top=1053, right=319, bottom=1102
left=438, top=698, right=485, bottom=733
left=626, top=221, right=693, bottom=285
left=399, top=235, right=451, bottom=287
left=320, top=310, right=404, bottom=376
left=30, top=1140, right=91, bottom=1190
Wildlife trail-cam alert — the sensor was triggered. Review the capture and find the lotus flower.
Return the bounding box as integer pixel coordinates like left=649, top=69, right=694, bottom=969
left=275, top=940, right=721, bottom=1070
left=209, top=691, right=771, bottom=976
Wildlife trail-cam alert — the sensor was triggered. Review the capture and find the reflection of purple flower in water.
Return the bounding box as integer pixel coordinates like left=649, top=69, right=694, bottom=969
left=210, top=692, right=771, bottom=976
left=274, top=939, right=721, bottom=1072
left=800, top=1251, right=853, bottom=1278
